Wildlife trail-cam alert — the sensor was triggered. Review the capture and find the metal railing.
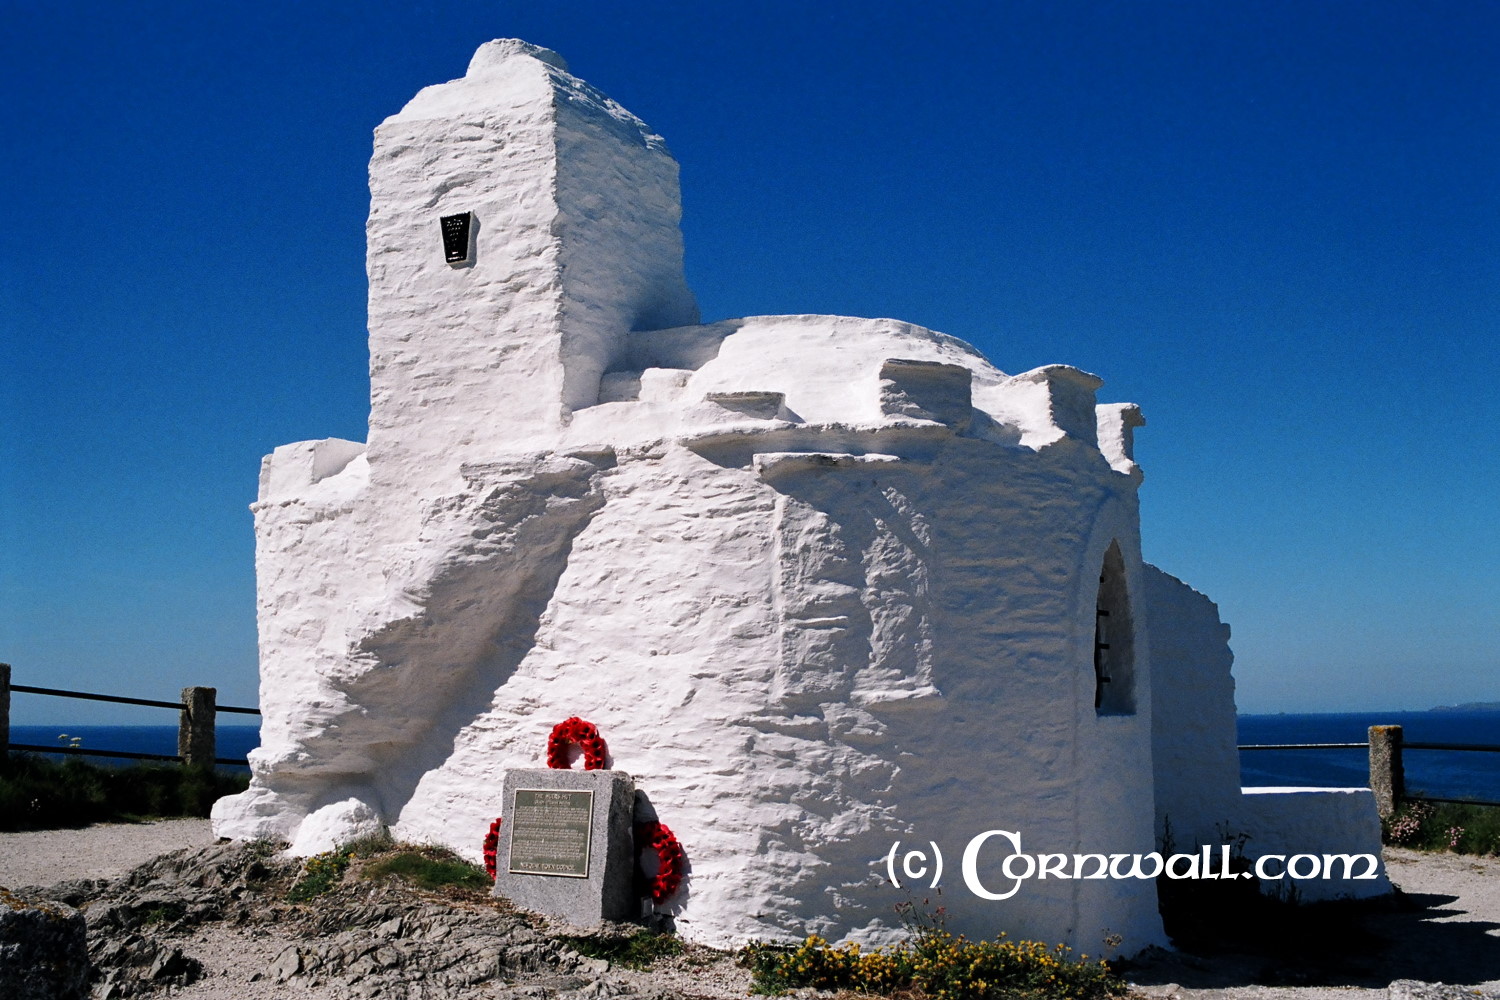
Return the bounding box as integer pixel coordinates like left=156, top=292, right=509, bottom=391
left=1239, top=724, right=1500, bottom=813
left=0, top=663, right=259, bottom=768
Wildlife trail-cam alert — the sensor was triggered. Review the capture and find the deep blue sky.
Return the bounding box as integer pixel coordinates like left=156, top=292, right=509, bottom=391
left=3, top=1, right=1496, bottom=723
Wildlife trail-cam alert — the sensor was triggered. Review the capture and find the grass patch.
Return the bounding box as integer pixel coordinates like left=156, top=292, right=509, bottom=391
left=560, top=930, right=684, bottom=970
left=1384, top=799, right=1500, bottom=854
left=739, top=931, right=1123, bottom=1000
left=288, top=851, right=353, bottom=902
left=342, top=829, right=396, bottom=857
left=0, top=752, right=249, bottom=831
left=360, top=847, right=490, bottom=892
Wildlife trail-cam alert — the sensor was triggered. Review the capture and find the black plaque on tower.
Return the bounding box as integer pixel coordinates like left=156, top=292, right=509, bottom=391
left=440, top=212, right=473, bottom=264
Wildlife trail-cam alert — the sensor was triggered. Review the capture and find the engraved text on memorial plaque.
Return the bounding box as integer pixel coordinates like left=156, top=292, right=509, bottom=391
left=508, top=788, right=594, bottom=878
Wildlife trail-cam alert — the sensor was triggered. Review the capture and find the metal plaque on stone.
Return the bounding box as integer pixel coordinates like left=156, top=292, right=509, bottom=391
left=508, top=788, right=594, bottom=878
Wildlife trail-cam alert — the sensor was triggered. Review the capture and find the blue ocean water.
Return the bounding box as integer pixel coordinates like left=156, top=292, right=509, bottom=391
left=1238, top=710, right=1500, bottom=803
left=8, top=725, right=260, bottom=770
left=9, top=715, right=1499, bottom=801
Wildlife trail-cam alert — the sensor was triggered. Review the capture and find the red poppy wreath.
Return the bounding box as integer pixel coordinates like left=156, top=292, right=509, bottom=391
left=482, top=817, right=503, bottom=880
left=547, top=716, right=608, bottom=770
left=637, top=820, right=685, bottom=904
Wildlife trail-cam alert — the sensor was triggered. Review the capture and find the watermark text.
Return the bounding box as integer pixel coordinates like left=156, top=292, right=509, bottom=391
left=884, top=830, right=1379, bottom=899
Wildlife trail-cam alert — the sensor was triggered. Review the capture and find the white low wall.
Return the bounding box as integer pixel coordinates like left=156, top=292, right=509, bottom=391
left=1237, top=787, right=1391, bottom=900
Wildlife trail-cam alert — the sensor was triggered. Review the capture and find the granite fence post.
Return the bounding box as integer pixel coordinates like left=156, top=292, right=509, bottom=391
left=179, top=686, right=216, bottom=768
left=1368, top=724, right=1404, bottom=819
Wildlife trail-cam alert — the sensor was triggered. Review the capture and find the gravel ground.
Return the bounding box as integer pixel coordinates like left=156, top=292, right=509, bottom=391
left=1111, top=847, right=1500, bottom=1000
left=0, top=818, right=213, bottom=886
left=2, top=824, right=1497, bottom=999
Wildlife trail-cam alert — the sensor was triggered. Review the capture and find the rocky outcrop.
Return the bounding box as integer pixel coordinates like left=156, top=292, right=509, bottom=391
left=26, top=842, right=637, bottom=999
left=0, top=888, right=90, bottom=1000
left=6, top=840, right=1486, bottom=999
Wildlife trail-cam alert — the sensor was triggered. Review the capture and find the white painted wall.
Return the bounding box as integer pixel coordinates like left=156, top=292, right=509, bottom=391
left=1237, top=788, right=1391, bottom=899
left=1146, top=565, right=1242, bottom=851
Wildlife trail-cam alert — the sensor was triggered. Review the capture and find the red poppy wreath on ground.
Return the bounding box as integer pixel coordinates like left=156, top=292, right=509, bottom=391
left=482, top=817, right=503, bottom=880
left=637, top=820, right=685, bottom=904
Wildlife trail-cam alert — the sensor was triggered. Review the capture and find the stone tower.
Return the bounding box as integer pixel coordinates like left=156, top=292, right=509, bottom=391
left=365, top=39, right=698, bottom=490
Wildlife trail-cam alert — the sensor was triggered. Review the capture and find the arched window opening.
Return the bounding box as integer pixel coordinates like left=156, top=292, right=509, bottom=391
left=1093, top=540, right=1136, bottom=715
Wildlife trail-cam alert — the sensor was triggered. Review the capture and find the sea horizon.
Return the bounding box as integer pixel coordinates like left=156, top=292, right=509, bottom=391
left=9, top=710, right=1498, bottom=801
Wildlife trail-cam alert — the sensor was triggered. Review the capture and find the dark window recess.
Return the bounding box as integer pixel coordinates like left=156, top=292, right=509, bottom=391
left=440, top=212, right=473, bottom=264
left=1093, top=540, right=1136, bottom=715
left=1093, top=608, right=1110, bottom=709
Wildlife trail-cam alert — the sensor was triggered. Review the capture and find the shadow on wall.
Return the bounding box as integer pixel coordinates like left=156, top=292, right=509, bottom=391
left=307, top=454, right=613, bottom=834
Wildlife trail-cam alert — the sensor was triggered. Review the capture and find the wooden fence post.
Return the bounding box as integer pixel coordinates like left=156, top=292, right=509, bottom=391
left=1, top=663, right=10, bottom=756
left=1369, top=724, right=1404, bottom=818
left=179, top=686, right=216, bottom=768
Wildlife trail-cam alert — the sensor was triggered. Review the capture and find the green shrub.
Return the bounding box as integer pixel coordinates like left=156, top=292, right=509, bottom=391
left=739, top=927, right=1123, bottom=1000
left=559, top=930, right=684, bottom=970
left=1384, top=799, right=1500, bottom=854
left=140, top=902, right=187, bottom=926
left=360, top=848, right=489, bottom=892
left=0, top=752, right=249, bottom=831
left=288, top=851, right=353, bottom=902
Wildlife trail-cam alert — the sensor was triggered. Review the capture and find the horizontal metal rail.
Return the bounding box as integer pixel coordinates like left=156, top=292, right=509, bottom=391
left=9, top=742, right=249, bottom=767
left=1238, top=742, right=1369, bottom=750
left=1406, top=794, right=1500, bottom=808
left=11, top=684, right=183, bottom=711
left=1241, top=741, right=1500, bottom=753
left=4, top=667, right=257, bottom=769
left=1240, top=735, right=1500, bottom=812
left=10, top=683, right=260, bottom=715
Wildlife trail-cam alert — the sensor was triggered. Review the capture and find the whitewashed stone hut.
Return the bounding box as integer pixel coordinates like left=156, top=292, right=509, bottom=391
left=213, top=39, right=1387, bottom=955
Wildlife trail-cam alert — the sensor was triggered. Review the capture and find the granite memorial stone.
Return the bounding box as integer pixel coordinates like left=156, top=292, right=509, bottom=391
left=492, top=768, right=636, bottom=925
